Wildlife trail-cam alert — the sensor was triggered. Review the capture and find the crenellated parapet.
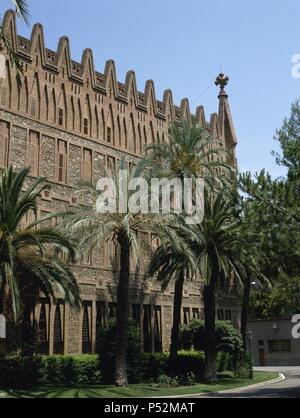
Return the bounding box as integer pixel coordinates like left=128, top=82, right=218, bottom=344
left=0, top=9, right=238, bottom=158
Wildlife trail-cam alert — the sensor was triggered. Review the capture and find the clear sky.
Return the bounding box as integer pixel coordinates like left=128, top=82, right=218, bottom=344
left=3, top=0, right=300, bottom=178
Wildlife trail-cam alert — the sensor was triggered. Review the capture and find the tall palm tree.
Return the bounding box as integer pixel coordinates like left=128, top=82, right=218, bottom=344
left=191, top=192, right=244, bottom=382
left=0, top=167, right=81, bottom=352
left=61, top=161, right=167, bottom=387
left=148, top=223, right=197, bottom=373
left=142, top=122, right=234, bottom=375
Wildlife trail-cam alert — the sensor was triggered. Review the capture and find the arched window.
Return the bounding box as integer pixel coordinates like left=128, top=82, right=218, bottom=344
left=49, top=88, right=56, bottom=124
left=106, top=106, right=115, bottom=145
left=94, top=106, right=99, bottom=138
left=41, top=85, right=49, bottom=121
left=83, top=96, right=92, bottom=136
left=58, top=85, right=67, bottom=128
left=123, top=118, right=128, bottom=149
left=149, top=121, right=155, bottom=144
left=101, top=109, right=105, bottom=140
left=143, top=305, right=152, bottom=353
left=117, top=115, right=122, bottom=147
left=77, top=99, right=82, bottom=132
left=128, top=114, right=136, bottom=153
left=82, top=302, right=92, bottom=354
left=37, top=302, right=49, bottom=355
left=70, top=96, right=75, bottom=130
left=96, top=302, right=106, bottom=353
left=137, top=124, right=142, bottom=155
left=53, top=302, right=64, bottom=354
left=154, top=306, right=162, bottom=353
left=29, top=75, right=40, bottom=118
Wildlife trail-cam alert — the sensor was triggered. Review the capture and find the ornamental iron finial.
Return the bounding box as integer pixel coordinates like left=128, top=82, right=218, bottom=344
left=215, top=73, right=229, bottom=98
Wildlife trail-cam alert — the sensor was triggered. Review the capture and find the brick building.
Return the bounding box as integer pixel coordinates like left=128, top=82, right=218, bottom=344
left=0, top=10, right=240, bottom=355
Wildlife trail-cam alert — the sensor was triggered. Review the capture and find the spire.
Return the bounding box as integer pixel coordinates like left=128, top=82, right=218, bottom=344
left=215, top=73, right=229, bottom=99
left=215, top=72, right=238, bottom=165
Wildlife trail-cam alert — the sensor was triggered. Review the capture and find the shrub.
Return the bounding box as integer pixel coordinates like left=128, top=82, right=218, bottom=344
left=179, top=320, right=243, bottom=371
left=0, top=355, right=102, bottom=389
left=0, top=355, right=42, bottom=389
left=157, top=374, right=179, bottom=388
left=179, top=372, right=196, bottom=386
left=217, top=352, right=233, bottom=373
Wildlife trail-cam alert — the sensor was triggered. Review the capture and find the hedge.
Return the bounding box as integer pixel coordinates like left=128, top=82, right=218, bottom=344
left=0, top=350, right=235, bottom=389
left=0, top=355, right=102, bottom=389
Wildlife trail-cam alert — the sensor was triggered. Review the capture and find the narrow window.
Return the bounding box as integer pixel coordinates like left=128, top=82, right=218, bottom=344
left=37, top=302, right=49, bottom=355
left=57, top=139, right=67, bottom=183
left=84, top=117, right=89, bottom=135
left=53, top=302, right=64, bottom=355
left=107, top=126, right=112, bottom=143
left=143, top=305, right=152, bottom=353
left=58, top=108, right=64, bottom=126
left=0, top=121, right=9, bottom=168
left=82, top=302, right=92, bottom=354
left=82, top=148, right=92, bottom=181
left=28, top=130, right=40, bottom=176
left=30, top=97, right=37, bottom=117
left=183, top=308, right=191, bottom=325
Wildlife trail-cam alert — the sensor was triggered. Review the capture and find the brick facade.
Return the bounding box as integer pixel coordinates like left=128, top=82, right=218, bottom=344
left=0, top=10, right=240, bottom=355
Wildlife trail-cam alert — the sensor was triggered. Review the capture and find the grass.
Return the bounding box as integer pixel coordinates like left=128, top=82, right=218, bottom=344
left=0, top=372, right=279, bottom=398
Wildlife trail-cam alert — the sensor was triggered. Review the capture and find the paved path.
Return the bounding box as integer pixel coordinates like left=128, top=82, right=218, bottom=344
left=205, top=367, right=300, bottom=398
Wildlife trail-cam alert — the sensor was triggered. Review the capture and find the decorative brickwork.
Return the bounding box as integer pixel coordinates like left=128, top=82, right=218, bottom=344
left=0, top=10, right=240, bottom=354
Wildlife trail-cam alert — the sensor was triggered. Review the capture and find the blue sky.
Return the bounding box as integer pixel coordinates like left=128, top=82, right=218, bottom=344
left=3, top=0, right=300, bottom=178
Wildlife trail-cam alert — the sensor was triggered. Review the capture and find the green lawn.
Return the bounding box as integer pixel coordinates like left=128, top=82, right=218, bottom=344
left=0, top=372, right=279, bottom=398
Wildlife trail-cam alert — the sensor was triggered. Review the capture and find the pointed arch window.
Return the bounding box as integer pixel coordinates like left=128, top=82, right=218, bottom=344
left=116, top=115, right=122, bottom=147
left=106, top=106, right=115, bottom=145
left=96, top=302, right=106, bottom=353
left=128, top=114, right=136, bottom=153
left=82, top=302, right=92, bottom=354
left=137, top=124, right=142, bottom=155
left=154, top=306, right=162, bottom=353
left=37, top=302, right=49, bottom=355
left=53, top=302, right=64, bottom=354
left=143, top=305, right=152, bottom=353
left=123, top=118, right=128, bottom=149
left=94, top=106, right=99, bottom=138
left=42, top=86, right=49, bottom=120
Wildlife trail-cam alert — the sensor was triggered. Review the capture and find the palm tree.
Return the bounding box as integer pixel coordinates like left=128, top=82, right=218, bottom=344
left=141, top=122, right=233, bottom=188
left=1, top=1, right=30, bottom=79
left=191, top=192, right=244, bottom=382
left=61, top=161, right=166, bottom=386
left=142, top=122, right=234, bottom=375
left=0, top=167, right=81, bottom=352
left=148, top=223, right=197, bottom=373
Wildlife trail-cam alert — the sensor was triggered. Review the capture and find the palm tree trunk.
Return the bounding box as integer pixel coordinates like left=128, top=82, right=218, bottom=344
left=168, top=272, right=184, bottom=374
left=203, top=269, right=218, bottom=382
left=0, top=283, right=10, bottom=356
left=115, top=233, right=130, bottom=387
left=241, top=273, right=251, bottom=363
